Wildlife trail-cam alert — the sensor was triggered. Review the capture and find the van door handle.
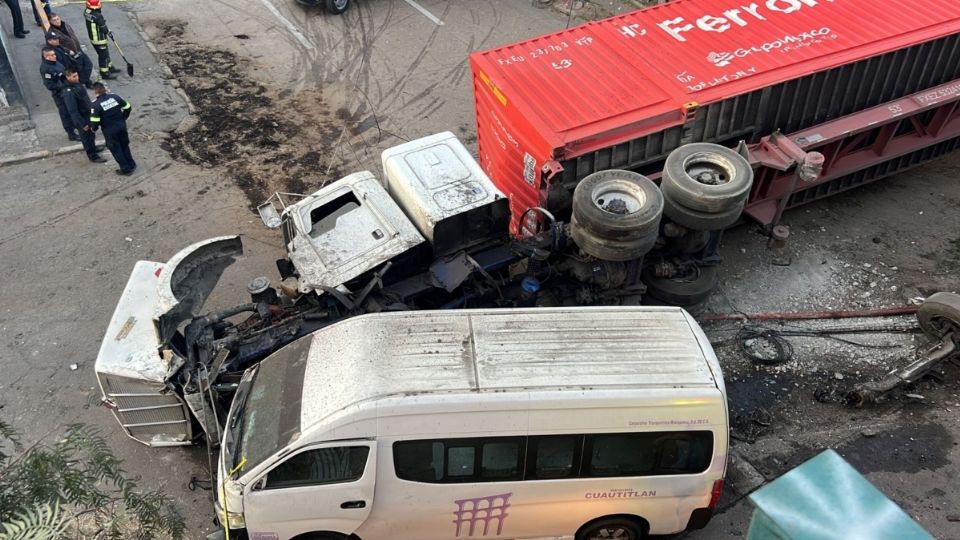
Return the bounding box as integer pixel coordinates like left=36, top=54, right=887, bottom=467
left=340, top=500, right=366, bottom=509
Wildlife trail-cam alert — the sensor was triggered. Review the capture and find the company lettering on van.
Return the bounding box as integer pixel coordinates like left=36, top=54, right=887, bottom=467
left=585, top=488, right=657, bottom=499
left=656, top=0, right=836, bottom=42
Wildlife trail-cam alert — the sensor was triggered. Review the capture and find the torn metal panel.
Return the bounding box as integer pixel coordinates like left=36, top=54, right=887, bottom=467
left=155, top=235, right=244, bottom=345
left=95, top=260, right=179, bottom=383
left=283, top=172, right=425, bottom=294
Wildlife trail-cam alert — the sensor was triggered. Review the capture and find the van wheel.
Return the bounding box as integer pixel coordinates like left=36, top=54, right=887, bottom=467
left=325, top=0, right=350, bottom=13
left=298, top=533, right=347, bottom=540
left=577, top=518, right=645, bottom=540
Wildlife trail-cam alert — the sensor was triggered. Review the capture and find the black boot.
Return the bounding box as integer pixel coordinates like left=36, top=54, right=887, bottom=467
left=102, top=72, right=118, bottom=80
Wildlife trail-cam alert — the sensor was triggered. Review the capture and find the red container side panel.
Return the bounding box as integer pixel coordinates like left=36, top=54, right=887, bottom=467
left=473, top=0, right=960, bottom=154
left=471, top=0, right=960, bottom=232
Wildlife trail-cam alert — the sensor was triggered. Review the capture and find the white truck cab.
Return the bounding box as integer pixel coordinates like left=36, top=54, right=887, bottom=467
left=216, top=306, right=728, bottom=540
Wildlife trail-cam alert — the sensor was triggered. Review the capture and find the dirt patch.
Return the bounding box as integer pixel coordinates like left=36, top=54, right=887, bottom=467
left=152, top=20, right=350, bottom=208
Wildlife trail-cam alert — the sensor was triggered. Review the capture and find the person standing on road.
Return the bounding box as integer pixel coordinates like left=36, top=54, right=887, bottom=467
left=2, top=0, right=29, bottom=38
left=62, top=69, right=107, bottom=163
left=46, top=29, right=93, bottom=88
left=30, top=0, right=50, bottom=27
left=90, top=82, right=136, bottom=175
left=48, top=13, right=81, bottom=53
left=40, top=46, right=79, bottom=141
left=83, top=0, right=118, bottom=80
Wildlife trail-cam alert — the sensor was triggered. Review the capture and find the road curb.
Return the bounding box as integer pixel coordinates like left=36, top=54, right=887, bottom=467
left=0, top=143, right=88, bottom=167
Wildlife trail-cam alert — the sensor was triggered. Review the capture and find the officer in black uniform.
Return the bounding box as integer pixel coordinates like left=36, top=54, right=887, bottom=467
left=2, top=0, right=29, bottom=38
left=30, top=0, right=50, bottom=27
left=46, top=29, right=93, bottom=88
left=90, top=82, right=136, bottom=175
left=62, top=69, right=107, bottom=163
left=39, top=46, right=78, bottom=140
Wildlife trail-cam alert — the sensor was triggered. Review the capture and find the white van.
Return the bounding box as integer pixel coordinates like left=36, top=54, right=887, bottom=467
left=215, top=306, right=728, bottom=540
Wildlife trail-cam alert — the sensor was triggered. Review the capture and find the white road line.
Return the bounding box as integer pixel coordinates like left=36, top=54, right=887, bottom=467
left=257, top=0, right=316, bottom=51
left=403, top=0, right=444, bottom=26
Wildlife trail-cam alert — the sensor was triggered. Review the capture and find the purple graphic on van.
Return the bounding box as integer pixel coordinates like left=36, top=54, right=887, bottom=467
left=452, top=492, right=512, bottom=537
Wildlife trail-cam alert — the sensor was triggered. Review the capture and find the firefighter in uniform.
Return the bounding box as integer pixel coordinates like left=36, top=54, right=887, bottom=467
left=90, top=82, right=136, bottom=175
left=40, top=46, right=78, bottom=140
left=83, top=0, right=118, bottom=79
left=62, top=68, right=107, bottom=163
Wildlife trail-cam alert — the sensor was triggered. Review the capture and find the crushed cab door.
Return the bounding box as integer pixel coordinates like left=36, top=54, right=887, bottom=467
left=243, top=441, right=376, bottom=539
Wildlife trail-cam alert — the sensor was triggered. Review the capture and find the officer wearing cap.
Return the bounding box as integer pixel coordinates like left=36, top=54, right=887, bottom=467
left=62, top=68, right=107, bottom=163
left=84, top=0, right=118, bottom=79
left=46, top=28, right=93, bottom=88
left=40, top=46, right=79, bottom=141
left=48, top=12, right=81, bottom=54
left=90, top=82, right=136, bottom=175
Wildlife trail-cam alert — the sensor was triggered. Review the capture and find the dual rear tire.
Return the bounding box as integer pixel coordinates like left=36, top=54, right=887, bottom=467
left=660, top=143, right=753, bottom=231
left=570, top=170, right=663, bottom=261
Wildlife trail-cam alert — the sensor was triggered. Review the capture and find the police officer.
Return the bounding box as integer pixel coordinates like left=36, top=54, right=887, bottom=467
left=83, top=0, right=118, bottom=79
left=62, top=68, right=107, bottom=163
left=40, top=46, right=78, bottom=141
left=30, top=0, right=50, bottom=27
left=90, top=82, right=135, bottom=175
left=46, top=29, right=93, bottom=88
left=2, top=0, right=28, bottom=38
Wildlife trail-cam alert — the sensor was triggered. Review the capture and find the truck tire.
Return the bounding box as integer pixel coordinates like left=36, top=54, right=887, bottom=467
left=570, top=169, right=663, bottom=261
left=917, top=292, right=960, bottom=339
left=325, top=0, right=350, bottom=13
left=662, top=143, right=753, bottom=213
left=662, top=193, right=743, bottom=232
left=642, top=264, right=719, bottom=307
left=672, top=230, right=710, bottom=255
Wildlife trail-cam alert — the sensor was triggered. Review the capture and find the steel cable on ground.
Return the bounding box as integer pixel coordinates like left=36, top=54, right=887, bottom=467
left=708, top=323, right=920, bottom=366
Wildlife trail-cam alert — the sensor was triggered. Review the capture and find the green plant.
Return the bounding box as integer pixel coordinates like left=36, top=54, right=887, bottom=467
left=0, top=421, right=185, bottom=539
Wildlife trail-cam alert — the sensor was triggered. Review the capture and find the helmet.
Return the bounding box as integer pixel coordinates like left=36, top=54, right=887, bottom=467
left=86, top=0, right=101, bottom=8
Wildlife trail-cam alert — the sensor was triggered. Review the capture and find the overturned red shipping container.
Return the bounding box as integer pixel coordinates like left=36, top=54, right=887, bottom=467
left=470, top=0, right=960, bottom=233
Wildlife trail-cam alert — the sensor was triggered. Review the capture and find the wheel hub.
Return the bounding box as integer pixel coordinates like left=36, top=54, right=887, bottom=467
left=593, top=183, right=645, bottom=215
left=685, top=153, right=735, bottom=186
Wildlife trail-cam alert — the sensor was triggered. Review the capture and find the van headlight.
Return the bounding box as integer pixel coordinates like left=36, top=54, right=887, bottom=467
left=214, top=501, right=246, bottom=529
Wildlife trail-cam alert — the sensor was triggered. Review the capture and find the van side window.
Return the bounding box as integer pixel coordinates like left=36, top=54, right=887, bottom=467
left=394, top=437, right=525, bottom=483
left=481, top=441, right=522, bottom=480
left=447, top=446, right=476, bottom=478
left=393, top=441, right=443, bottom=482
left=585, top=432, right=712, bottom=477
left=394, top=432, right=712, bottom=482
left=265, top=446, right=369, bottom=489
left=528, top=436, right=580, bottom=479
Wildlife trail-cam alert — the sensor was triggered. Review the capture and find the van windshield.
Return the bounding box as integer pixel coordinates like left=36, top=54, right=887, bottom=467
left=236, top=334, right=312, bottom=473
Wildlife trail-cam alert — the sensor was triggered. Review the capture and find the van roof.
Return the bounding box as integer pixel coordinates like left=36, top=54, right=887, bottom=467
left=299, top=306, right=717, bottom=430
